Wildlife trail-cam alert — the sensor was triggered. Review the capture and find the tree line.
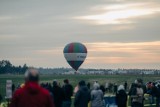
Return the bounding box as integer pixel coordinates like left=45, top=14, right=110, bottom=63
left=0, top=60, right=28, bottom=74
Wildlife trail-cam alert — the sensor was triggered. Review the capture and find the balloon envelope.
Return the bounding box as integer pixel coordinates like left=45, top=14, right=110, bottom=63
left=63, top=42, right=87, bottom=71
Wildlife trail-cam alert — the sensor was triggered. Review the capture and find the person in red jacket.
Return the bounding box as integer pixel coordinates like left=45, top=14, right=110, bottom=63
left=9, top=67, right=55, bottom=107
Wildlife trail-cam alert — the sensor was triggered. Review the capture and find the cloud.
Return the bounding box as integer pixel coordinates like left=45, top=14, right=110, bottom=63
left=74, top=2, right=160, bottom=25
left=0, top=0, right=160, bottom=69
left=85, top=41, right=160, bottom=66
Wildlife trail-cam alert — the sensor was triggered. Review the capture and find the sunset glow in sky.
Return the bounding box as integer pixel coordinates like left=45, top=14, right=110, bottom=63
left=0, top=0, right=160, bottom=69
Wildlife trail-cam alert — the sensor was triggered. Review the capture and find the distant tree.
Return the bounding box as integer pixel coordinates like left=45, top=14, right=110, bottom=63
left=0, top=60, right=12, bottom=74
left=0, top=60, right=28, bottom=74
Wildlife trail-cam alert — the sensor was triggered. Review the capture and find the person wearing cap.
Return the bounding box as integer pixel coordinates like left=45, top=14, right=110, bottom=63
left=9, top=67, right=55, bottom=107
left=74, top=80, right=90, bottom=107
left=62, top=79, right=73, bottom=107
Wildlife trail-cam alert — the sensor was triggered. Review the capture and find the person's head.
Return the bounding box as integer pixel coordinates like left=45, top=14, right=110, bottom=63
left=53, top=80, right=58, bottom=86
left=24, top=67, right=39, bottom=83
left=78, top=80, right=86, bottom=87
left=151, top=82, right=156, bottom=87
left=64, top=79, right=69, bottom=84
left=93, top=83, right=100, bottom=90
left=135, top=78, right=143, bottom=87
left=118, top=85, right=125, bottom=91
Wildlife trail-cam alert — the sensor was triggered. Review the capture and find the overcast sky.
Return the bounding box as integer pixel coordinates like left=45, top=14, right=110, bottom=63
left=0, top=0, right=160, bottom=69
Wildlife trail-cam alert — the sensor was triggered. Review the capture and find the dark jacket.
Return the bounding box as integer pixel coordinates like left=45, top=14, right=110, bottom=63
left=62, top=84, right=73, bottom=101
left=150, top=86, right=160, bottom=97
left=9, top=82, right=55, bottom=107
left=52, top=85, right=64, bottom=107
left=74, top=86, right=90, bottom=107
left=116, top=90, right=127, bottom=107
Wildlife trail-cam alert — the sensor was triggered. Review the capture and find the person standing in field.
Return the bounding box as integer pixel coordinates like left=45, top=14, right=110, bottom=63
left=116, top=85, right=127, bottom=107
left=130, top=79, right=144, bottom=107
left=74, top=80, right=90, bottom=107
left=113, top=83, right=118, bottom=94
left=9, top=67, right=55, bottom=107
left=128, top=83, right=136, bottom=106
left=62, top=79, right=73, bottom=107
left=52, top=80, right=64, bottom=107
left=0, top=93, right=2, bottom=105
left=91, top=83, right=104, bottom=107
left=12, top=83, right=15, bottom=93
left=124, top=81, right=128, bottom=91
left=105, top=82, right=109, bottom=93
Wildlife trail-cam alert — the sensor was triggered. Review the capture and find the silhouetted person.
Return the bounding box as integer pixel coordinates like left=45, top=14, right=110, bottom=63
left=100, top=85, right=105, bottom=95
left=124, top=81, right=127, bottom=91
left=62, top=79, right=73, bottom=107
left=130, top=79, right=144, bottom=107
left=87, top=82, right=91, bottom=90
left=74, top=80, right=90, bottom=107
left=52, top=80, right=64, bottom=107
left=114, top=83, right=118, bottom=94
left=116, top=85, right=127, bottom=107
left=128, top=83, right=136, bottom=106
left=156, top=84, right=160, bottom=107
left=9, top=67, right=55, bottom=107
left=0, top=93, right=2, bottom=105
left=12, top=84, right=15, bottom=93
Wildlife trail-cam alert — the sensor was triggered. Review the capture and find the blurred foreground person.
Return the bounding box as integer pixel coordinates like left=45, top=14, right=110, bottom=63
left=9, top=68, right=55, bottom=107
left=62, top=79, right=73, bottom=107
left=74, top=80, right=90, bottom=107
left=91, top=83, right=104, bottom=107
left=116, top=85, right=127, bottom=107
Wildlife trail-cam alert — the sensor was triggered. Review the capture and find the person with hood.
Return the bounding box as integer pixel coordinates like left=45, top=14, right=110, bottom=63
left=9, top=67, right=55, bottom=107
left=52, top=80, right=64, bottom=107
left=74, top=80, right=90, bottom=107
left=62, top=79, right=73, bottom=107
left=116, top=85, right=127, bottom=107
left=91, top=83, right=104, bottom=107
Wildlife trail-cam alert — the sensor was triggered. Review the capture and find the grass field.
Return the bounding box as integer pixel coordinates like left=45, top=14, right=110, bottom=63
left=1, top=74, right=160, bottom=98
left=0, top=74, right=160, bottom=106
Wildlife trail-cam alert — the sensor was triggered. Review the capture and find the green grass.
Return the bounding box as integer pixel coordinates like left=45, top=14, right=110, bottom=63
left=0, top=74, right=160, bottom=106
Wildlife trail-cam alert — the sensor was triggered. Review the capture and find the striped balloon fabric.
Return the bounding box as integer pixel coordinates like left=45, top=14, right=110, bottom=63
left=63, top=42, right=87, bottom=71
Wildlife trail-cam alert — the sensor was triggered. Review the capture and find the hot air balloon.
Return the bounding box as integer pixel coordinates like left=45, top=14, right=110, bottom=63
left=63, top=42, right=87, bottom=71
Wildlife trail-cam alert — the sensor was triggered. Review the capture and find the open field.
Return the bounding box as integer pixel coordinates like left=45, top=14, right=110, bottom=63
left=1, top=74, right=160, bottom=99
left=0, top=74, right=160, bottom=107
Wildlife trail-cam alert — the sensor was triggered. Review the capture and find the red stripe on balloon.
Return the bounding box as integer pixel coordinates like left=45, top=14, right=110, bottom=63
left=68, top=43, right=74, bottom=53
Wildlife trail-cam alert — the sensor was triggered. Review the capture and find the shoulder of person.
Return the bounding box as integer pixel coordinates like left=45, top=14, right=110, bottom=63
left=15, top=87, right=25, bottom=94
left=91, top=90, right=96, bottom=94
left=41, top=87, right=50, bottom=96
left=98, top=89, right=103, bottom=93
left=12, top=87, right=25, bottom=99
